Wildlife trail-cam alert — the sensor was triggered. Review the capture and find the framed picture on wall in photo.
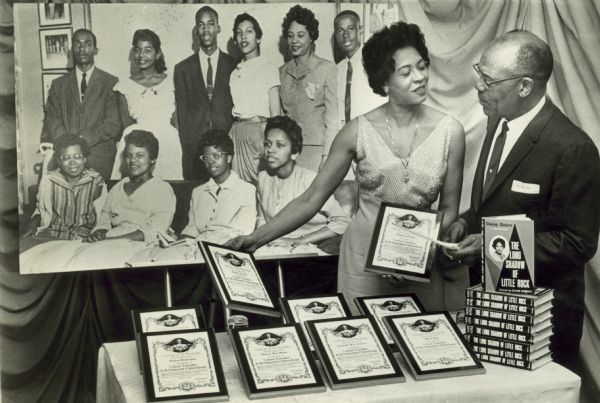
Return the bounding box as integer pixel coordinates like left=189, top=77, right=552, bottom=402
left=38, top=3, right=71, bottom=27
left=39, top=28, right=73, bottom=70
left=41, top=72, right=66, bottom=106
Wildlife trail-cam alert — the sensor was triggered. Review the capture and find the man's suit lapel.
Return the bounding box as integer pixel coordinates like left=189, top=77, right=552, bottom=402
left=213, top=54, right=229, bottom=98
left=472, top=117, right=499, bottom=208
left=67, top=70, right=81, bottom=106
left=479, top=100, right=555, bottom=206
left=190, top=54, right=208, bottom=100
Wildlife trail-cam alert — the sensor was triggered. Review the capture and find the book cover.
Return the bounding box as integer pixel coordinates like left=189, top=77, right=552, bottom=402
left=482, top=216, right=535, bottom=294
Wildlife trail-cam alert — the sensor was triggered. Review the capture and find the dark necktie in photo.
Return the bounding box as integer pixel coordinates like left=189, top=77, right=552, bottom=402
left=483, top=120, right=508, bottom=197
left=345, top=60, right=352, bottom=123
left=207, top=57, right=214, bottom=101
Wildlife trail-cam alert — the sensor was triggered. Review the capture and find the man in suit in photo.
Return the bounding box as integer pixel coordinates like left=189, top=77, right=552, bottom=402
left=174, top=6, right=236, bottom=180
left=444, top=30, right=600, bottom=370
left=40, top=28, right=120, bottom=180
left=334, top=10, right=384, bottom=127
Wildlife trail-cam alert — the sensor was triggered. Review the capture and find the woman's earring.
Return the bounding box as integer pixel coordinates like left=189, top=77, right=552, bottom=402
left=383, top=85, right=389, bottom=95
left=291, top=154, right=297, bottom=161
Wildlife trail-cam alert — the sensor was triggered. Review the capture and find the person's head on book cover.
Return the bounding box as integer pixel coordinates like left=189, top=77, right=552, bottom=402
left=490, top=236, right=509, bottom=262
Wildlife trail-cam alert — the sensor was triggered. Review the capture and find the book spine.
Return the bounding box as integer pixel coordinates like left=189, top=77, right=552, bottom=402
left=467, top=335, right=544, bottom=353
left=481, top=217, right=486, bottom=289
left=465, top=324, right=539, bottom=343
left=465, top=298, right=539, bottom=314
left=464, top=316, right=539, bottom=333
left=465, top=289, right=539, bottom=306
left=471, top=344, right=541, bottom=361
left=475, top=353, right=538, bottom=370
left=464, top=307, right=535, bottom=325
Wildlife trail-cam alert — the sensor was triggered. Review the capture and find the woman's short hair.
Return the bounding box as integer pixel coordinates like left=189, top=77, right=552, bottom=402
left=493, top=238, right=506, bottom=248
left=264, top=116, right=303, bottom=155
left=198, top=129, right=234, bottom=157
left=282, top=5, right=319, bottom=41
left=124, top=130, right=159, bottom=160
left=233, top=13, right=263, bottom=41
left=132, top=29, right=167, bottom=73
left=362, top=21, right=430, bottom=96
left=54, top=134, right=90, bottom=157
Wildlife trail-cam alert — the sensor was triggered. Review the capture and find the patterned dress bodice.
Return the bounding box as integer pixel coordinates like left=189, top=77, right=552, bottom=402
left=354, top=114, right=453, bottom=210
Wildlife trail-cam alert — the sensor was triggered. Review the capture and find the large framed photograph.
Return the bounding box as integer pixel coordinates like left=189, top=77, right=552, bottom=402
left=41, top=72, right=66, bottom=106
left=199, top=241, right=280, bottom=318
left=355, top=293, right=425, bottom=346
left=139, top=329, right=228, bottom=402
left=305, top=316, right=404, bottom=389
left=365, top=202, right=444, bottom=282
left=229, top=323, right=326, bottom=399
left=39, top=28, right=73, bottom=70
left=280, top=294, right=352, bottom=350
left=38, top=3, right=71, bottom=27
left=383, top=311, right=486, bottom=381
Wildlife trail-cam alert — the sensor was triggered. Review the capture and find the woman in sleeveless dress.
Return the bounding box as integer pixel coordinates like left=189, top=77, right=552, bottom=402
left=227, top=22, right=465, bottom=310
left=111, top=29, right=183, bottom=180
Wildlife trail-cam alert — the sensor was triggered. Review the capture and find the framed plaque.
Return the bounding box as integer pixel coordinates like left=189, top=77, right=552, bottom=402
left=229, top=324, right=326, bottom=399
left=132, top=306, right=205, bottom=334
left=383, top=311, right=486, bottom=381
left=280, top=294, right=352, bottom=350
left=305, top=316, right=404, bottom=389
left=199, top=241, right=279, bottom=318
left=355, top=293, right=425, bottom=346
left=365, top=203, right=444, bottom=282
left=38, top=3, right=71, bottom=27
left=139, top=329, right=228, bottom=402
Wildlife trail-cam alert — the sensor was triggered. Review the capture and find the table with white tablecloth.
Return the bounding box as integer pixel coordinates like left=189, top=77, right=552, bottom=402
left=96, top=333, right=580, bottom=403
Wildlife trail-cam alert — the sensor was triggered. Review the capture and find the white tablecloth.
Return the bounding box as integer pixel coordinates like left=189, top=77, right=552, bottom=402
left=97, top=333, right=580, bottom=403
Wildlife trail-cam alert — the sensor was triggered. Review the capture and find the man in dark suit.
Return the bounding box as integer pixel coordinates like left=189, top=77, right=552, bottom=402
left=444, top=30, right=600, bottom=370
left=41, top=29, right=120, bottom=180
left=174, top=6, right=236, bottom=180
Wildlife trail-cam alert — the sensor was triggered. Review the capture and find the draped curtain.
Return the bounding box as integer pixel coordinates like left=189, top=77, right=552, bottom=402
left=1, top=0, right=599, bottom=402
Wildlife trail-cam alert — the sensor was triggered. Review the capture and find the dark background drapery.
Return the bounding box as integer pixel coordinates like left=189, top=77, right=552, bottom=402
left=1, top=1, right=599, bottom=402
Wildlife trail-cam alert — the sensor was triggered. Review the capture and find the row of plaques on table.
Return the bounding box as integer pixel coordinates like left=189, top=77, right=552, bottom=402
left=131, top=293, right=486, bottom=401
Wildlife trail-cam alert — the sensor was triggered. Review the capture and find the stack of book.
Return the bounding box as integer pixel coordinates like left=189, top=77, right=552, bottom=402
left=464, top=284, right=554, bottom=370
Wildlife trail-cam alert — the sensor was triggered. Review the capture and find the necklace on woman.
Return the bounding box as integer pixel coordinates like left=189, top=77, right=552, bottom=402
left=385, top=105, right=422, bottom=183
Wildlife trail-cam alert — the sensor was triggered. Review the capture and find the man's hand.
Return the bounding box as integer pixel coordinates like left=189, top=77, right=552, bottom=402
left=448, top=233, right=482, bottom=265
left=441, top=219, right=468, bottom=259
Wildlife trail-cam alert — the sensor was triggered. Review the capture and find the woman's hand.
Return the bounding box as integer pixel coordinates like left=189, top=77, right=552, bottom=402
left=84, top=229, right=108, bottom=243
left=224, top=234, right=259, bottom=253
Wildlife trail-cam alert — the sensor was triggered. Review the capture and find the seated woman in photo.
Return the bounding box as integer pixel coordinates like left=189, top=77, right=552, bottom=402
left=21, top=135, right=105, bottom=251
left=180, top=129, right=257, bottom=242
left=256, top=116, right=350, bottom=251
left=20, top=130, right=176, bottom=273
